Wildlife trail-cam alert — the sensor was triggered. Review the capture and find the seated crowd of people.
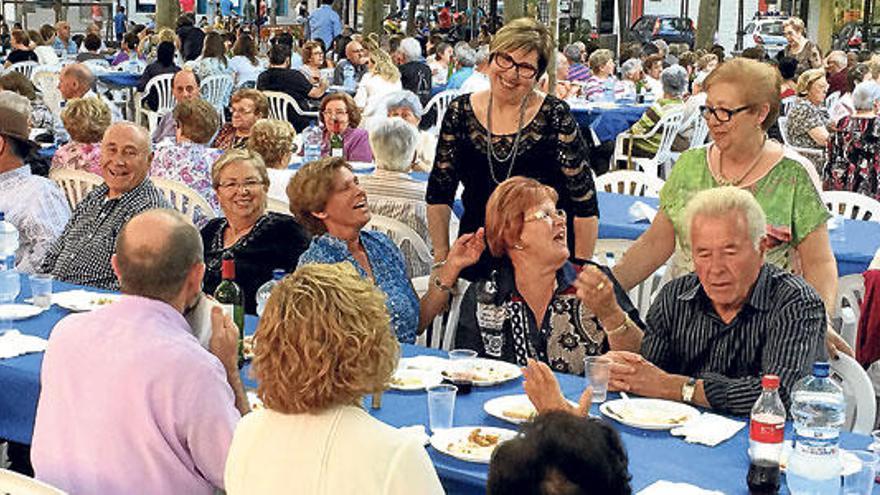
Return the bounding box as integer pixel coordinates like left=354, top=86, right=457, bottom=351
left=0, top=12, right=866, bottom=495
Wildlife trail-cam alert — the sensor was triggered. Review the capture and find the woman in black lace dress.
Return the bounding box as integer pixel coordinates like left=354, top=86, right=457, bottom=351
left=426, top=17, right=599, bottom=281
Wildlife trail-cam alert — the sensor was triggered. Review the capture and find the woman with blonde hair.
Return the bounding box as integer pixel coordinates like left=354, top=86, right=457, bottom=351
left=51, top=97, right=111, bottom=174
left=781, top=17, right=822, bottom=77
left=785, top=68, right=831, bottom=156
left=247, top=118, right=296, bottom=202
left=354, top=47, right=402, bottom=115
left=224, top=263, right=444, bottom=494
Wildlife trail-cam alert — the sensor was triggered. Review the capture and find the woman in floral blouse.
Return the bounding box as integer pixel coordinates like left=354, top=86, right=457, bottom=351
left=785, top=68, right=831, bottom=171
left=214, top=89, right=269, bottom=151
left=455, top=177, right=643, bottom=375
left=824, top=81, right=880, bottom=200
left=51, top=97, right=110, bottom=174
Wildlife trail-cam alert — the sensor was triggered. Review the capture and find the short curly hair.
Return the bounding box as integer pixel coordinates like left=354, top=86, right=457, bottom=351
left=287, top=157, right=351, bottom=235
left=231, top=88, right=269, bottom=119
left=247, top=118, right=296, bottom=169
left=254, top=262, right=398, bottom=414
left=173, top=98, right=220, bottom=144
left=485, top=176, right=558, bottom=257
left=61, top=96, right=112, bottom=144
left=319, top=92, right=361, bottom=129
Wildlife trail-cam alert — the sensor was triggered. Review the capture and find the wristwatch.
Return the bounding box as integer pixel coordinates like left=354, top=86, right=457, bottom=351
left=681, top=377, right=697, bottom=403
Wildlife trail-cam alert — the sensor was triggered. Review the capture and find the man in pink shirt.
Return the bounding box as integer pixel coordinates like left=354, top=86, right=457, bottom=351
left=32, top=209, right=249, bottom=494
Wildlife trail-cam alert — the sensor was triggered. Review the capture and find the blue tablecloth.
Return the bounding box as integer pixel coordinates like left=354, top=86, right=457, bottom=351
left=596, top=192, right=880, bottom=277
left=97, top=72, right=140, bottom=88
left=570, top=103, right=650, bottom=143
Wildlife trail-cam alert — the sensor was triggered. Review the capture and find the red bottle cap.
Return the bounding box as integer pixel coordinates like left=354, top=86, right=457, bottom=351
left=761, top=375, right=780, bottom=389
left=221, top=258, right=235, bottom=280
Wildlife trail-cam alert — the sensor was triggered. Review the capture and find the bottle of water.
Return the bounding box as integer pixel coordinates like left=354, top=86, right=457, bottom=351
left=343, top=64, right=356, bottom=93
left=0, top=212, right=21, bottom=304
left=255, top=269, right=286, bottom=317
left=302, top=121, right=323, bottom=164
left=747, top=375, right=785, bottom=495
left=786, top=362, right=846, bottom=495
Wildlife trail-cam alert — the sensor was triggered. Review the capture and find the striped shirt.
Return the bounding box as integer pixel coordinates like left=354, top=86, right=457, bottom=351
left=642, top=264, right=826, bottom=416
left=567, top=63, right=590, bottom=82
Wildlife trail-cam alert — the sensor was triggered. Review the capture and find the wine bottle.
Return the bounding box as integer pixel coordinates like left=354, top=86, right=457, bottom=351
left=330, top=132, right=344, bottom=158
left=213, top=253, right=245, bottom=368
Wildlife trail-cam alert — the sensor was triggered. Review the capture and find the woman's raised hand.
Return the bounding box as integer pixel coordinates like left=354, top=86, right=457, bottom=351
left=446, top=227, right=485, bottom=272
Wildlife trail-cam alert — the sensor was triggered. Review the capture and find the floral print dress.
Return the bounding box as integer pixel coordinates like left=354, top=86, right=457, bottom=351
left=824, top=115, right=880, bottom=201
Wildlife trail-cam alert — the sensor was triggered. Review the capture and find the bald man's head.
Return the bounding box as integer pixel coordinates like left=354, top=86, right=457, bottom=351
left=58, top=64, right=95, bottom=100
left=114, top=209, right=204, bottom=302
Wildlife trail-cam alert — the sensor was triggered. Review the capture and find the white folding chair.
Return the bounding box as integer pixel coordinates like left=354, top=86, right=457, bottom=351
left=266, top=197, right=291, bottom=215
left=365, top=213, right=433, bottom=278
left=592, top=238, right=667, bottom=321
left=135, top=73, right=176, bottom=135
left=48, top=168, right=103, bottom=211
left=835, top=274, right=866, bottom=350
left=613, top=109, right=685, bottom=179
left=424, top=89, right=460, bottom=135
left=0, top=469, right=67, bottom=494
left=200, top=74, right=234, bottom=123
left=780, top=96, right=796, bottom=116
left=264, top=90, right=319, bottom=123
left=822, top=190, right=880, bottom=222
left=412, top=277, right=470, bottom=350
left=5, top=61, right=38, bottom=79
left=689, top=113, right=710, bottom=148
left=151, top=178, right=216, bottom=225
left=778, top=115, right=826, bottom=166
left=594, top=170, right=665, bottom=197
left=830, top=353, right=877, bottom=434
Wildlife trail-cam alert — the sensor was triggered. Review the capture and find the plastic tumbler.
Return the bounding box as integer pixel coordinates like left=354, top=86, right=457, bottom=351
left=29, top=274, right=53, bottom=309
left=584, top=356, right=611, bottom=403
left=843, top=451, right=879, bottom=495
left=427, top=384, right=457, bottom=432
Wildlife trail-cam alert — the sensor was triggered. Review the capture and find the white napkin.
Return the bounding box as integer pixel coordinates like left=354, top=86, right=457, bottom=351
left=827, top=215, right=844, bottom=231
left=629, top=201, right=658, bottom=223
left=670, top=413, right=745, bottom=447
left=637, top=480, right=725, bottom=495
left=0, top=330, right=48, bottom=359
left=399, top=425, right=430, bottom=446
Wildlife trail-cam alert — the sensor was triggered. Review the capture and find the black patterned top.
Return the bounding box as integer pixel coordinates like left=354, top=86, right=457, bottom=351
left=824, top=115, right=880, bottom=201
left=425, top=94, right=599, bottom=280
left=454, top=261, right=642, bottom=376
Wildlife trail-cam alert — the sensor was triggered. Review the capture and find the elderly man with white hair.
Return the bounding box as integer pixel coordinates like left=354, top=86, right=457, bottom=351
left=384, top=90, right=436, bottom=171
left=397, top=37, right=433, bottom=106
left=446, top=43, right=476, bottom=90
left=459, top=45, right=491, bottom=94
left=825, top=50, right=850, bottom=97
left=524, top=186, right=826, bottom=417
left=624, top=64, right=688, bottom=157
left=360, top=116, right=431, bottom=276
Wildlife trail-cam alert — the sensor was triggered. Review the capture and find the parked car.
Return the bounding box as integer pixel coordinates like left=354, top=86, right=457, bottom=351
left=742, top=18, right=787, bottom=57
left=628, top=15, right=695, bottom=49
left=833, top=21, right=880, bottom=51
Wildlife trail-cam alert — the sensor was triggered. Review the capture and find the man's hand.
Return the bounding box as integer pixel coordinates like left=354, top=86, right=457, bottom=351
left=826, top=324, right=854, bottom=359
left=522, top=359, right=592, bottom=417
left=605, top=350, right=673, bottom=398
left=209, top=306, right=239, bottom=372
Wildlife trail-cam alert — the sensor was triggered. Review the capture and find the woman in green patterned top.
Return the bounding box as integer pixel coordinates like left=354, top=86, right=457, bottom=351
left=611, top=57, right=851, bottom=357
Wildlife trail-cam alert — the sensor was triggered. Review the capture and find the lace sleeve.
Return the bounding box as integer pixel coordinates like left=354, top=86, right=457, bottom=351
left=425, top=96, right=465, bottom=206
left=551, top=98, right=599, bottom=218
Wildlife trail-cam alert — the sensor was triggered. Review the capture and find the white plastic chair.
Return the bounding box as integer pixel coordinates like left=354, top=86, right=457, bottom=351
left=424, top=89, right=459, bottom=135
left=48, top=168, right=103, bottom=211
left=135, top=73, right=176, bottom=135
left=0, top=469, right=67, bottom=494
left=31, top=70, right=62, bottom=117
left=594, top=170, right=665, bottom=197
left=5, top=61, right=38, bottom=79
left=592, top=238, right=667, bottom=321
left=836, top=274, right=866, bottom=350
left=200, top=74, right=234, bottom=123
left=264, top=90, right=319, bottom=123
left=780, top=96, right=796, bottom=116
left=778, top=115, right=826, bottom=166
left=689, top=113, right=710, bottom=148
left=266, top=197, right=291, bottom=215
left=365, top=213, right=433, bottom=278
left=822, top=190, right=880, bottom=222
left=411, top=277, right=470, bottom=350
left=613, top=109, right=685, bottom=179
left=830, top=353, right=877, bottom=434
left=826, top=91, right=841, bottom=111
left=151, top=177, right=216, bottom=225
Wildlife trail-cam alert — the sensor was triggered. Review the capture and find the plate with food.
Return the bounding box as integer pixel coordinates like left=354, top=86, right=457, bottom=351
left=52, top=290, right=121, bottom=312
left=600, top=398, right=700, bottom=430
left=483, top=394, right=578, bottom=424
left=430, top=426, right=517, bottom=463
left=242, top=335, right=255, bottom=361
left=389, top=368, right=443, bottom=391
left=444, top=358, right=522, bottom=387
left=0, top=303, right=46, bottom=320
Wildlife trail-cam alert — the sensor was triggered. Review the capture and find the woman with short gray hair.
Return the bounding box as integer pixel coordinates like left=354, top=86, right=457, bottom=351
left=824, top=80, right=880, bottom=199
left=623, top=65, right=687, bottom=157
left=446, top=44, right=476, bottom=90
left=384, top=90, right=436, bottom=171
left=618, top=58, right=643, bottom=99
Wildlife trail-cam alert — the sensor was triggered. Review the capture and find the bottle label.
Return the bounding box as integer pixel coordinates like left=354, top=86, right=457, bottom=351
left=331, top=147, right=343, bottom=158
left=749, top=418, right=784, bottom=443
left=219, top=303, right=234, bottom=321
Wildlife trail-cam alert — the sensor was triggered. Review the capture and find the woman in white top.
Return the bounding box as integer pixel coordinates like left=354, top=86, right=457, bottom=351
left=227, top=33, right=264, bottom=89
left=29, top=30, right=59, bottom=66
left=224, top=263, right=444, bottom=495
left=428, top=42, right=453, bottom=86
left=247, top=118, right=296, bottom=204
left=185, top=31, right=232, bottom=80
left=355, top=47, right=402, bottom=117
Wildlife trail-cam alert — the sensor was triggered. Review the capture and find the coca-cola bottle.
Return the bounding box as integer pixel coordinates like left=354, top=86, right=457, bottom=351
left=747, top=375, right=786, bottom=495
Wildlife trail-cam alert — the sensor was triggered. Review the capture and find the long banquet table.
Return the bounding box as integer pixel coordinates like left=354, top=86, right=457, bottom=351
left=1, top=278, right=878, bottom=494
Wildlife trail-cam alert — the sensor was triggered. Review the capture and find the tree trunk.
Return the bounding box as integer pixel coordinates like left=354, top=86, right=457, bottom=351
left=406, top=0, right=417, bottom=35
left=362, top=0, right=384, bottom=36
left=548, top=0, right=557, bottom=89
left=695, top=0, right=719, bottom=50
left=156, top=0, right=181, bottom=30
left=504, top=0, right=524, bottom=23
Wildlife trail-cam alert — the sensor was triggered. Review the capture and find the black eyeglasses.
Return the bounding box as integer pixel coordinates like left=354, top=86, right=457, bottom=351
left=491, top=52, right=539, bottom=80
left=699, top=104, right=751, bottom=123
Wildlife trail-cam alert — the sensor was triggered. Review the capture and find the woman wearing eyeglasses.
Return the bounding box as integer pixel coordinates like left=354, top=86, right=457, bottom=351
left=455, top=177, right=643, bottom=374
left=426, top=17, right=599, bottom=282
left=214, top=89, right=270, bottom=150
left=318, top=93, right=373, bottom=162
left=611, top=58, right=850, bottom=357
left=201, top=149, right=310, bottom=314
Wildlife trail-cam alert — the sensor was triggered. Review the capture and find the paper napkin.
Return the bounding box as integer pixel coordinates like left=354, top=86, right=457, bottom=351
left=629, top=201, right=658, bottom=223
left=670, top=413, right=745, bottom=447
left=0, top=330, right=48, bottom=359
left=637, top=480, right=725, bottom=495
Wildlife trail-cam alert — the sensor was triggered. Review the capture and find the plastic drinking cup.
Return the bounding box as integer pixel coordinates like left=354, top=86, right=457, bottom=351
left=584, top=356, right=611, bottom=403
left=427, top=384, right=457, bottom=432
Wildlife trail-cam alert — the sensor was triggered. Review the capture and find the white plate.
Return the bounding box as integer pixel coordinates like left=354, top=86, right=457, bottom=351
left=445, top=358, right=522, bottom=387
left=389, top=368, right=443, bottom=391
left=398, top=355, right=448, bottom=373
left=349, top=161, right=374, bottom=171
left=0, top=304, right=45, bottom=320
left=483, top=394, right=577, bottom=425
left=53, top=290, right=121, bottom=312
left=600, top=398, right=700, bottom=430
left=430, top=426, right=517, bottom=463
left=247, top=391, right=264, bottom=410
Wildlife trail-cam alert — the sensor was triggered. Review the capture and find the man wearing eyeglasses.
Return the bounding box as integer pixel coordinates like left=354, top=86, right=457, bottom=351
left=332, top=40, right=368, bottom=87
